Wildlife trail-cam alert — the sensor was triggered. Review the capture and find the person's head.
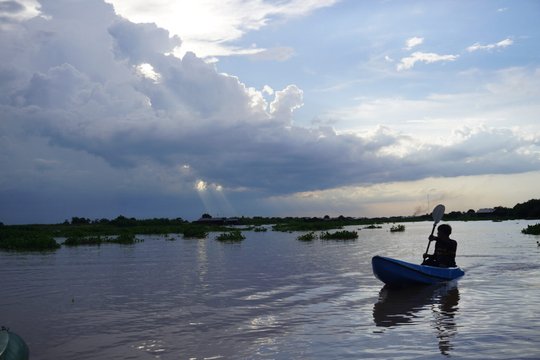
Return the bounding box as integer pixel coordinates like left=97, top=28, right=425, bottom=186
left=437, top=224, right=452, bottom=237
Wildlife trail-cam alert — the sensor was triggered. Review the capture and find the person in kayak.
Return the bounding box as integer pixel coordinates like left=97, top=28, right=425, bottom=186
left=422, top=224, right=457, bottom=267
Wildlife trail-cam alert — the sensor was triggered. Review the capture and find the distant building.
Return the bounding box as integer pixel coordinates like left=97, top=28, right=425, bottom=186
left=476, top=208, right=495, bottom=214
left=193, top=217, right=239, bottom=225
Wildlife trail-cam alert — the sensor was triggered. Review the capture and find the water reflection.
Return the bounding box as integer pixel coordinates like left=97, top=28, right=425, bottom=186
left=373, top=283, right=460, bottom=356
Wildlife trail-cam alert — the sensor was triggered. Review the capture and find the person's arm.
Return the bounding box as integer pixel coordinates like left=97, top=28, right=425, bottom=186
left=423, top=236, right=437, bottom=259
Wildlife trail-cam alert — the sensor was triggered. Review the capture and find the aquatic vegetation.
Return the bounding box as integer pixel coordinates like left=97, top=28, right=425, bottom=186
left=182, top=226, right=208, bottom=239
left=216, top=230, right=245, bottom=242
left=521, top=223, right=540, bottom=235
left=390, top=224, right=406, bottom=232
left=273, top=221, right=344, bottom=232
left=320, top=230, right=358, bottom=240
left=115, top=233, right=141, bottom=244
left=0, top=230, right=60, bottom=251
left=63, top=233, right=141, bottom=246
left=2, top=198, right=539, bottom=251
left=297, top=232, right=317, bottom=241
left=64, top=235, right=108, bottom=246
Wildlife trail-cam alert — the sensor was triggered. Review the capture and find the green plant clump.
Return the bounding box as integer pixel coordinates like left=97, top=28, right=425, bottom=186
left=273, top=221, right=345, bottom=232
left=216, top=230, right=245, bottom=242
left=64, top=235, right=107, bottom=246
left=297, top=232, right=317, bottom=241
left=115, top=233, right=140, bottom=244
left=64, top=233, right=140, bottom=246
left=364, top=224, right=383, bottom=229
left=0, top=233, right=60, bottom=251
left=390, top=224, right=406, bottom=232
left=320, top=230, right=358, bottom=240
left=521, top=223, right=540, bottom=235
left=182, top=226, right=208, bottom=239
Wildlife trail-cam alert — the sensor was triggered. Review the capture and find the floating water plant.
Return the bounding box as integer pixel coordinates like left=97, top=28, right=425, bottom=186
left=390, top=224, right=406, bottom=232
left=320, top=230, right=358, bottom=240
left=182, top=226, right=208, bottom=239
left=115, top=233, right=140, bottom=244
left=521, top=223, right=540, bottom=235
left=297, top=232, right=317, bottom=241
left=216, top=230, right=245, bottom=242
left=63, top=233, right=141, bottom=246
left=0, top=232, right=60, bottom=251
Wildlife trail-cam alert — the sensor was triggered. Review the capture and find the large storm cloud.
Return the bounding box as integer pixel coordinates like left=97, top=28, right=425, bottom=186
left=1, top=0, right=539, bottom=223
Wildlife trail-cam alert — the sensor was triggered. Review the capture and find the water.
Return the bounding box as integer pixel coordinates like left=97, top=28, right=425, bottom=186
left=1, top=220, right=539, bottom=359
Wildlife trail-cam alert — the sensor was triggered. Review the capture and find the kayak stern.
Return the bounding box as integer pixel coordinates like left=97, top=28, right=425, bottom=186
left=372, top=255, right=464, bottom=288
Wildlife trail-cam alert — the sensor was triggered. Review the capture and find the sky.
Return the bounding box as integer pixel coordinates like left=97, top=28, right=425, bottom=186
left=1, top=0, right=539, bottom=224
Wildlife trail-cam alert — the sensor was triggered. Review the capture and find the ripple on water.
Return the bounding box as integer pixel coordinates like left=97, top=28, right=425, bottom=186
left=2, top=222, right=540, bottom=359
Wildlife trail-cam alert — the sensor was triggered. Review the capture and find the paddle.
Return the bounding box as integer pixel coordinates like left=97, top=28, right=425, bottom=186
left=423, top=204, right=445, bottom=259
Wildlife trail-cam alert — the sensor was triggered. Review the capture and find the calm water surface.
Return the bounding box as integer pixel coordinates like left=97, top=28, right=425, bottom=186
left=1, top=220, right=540, bottom=359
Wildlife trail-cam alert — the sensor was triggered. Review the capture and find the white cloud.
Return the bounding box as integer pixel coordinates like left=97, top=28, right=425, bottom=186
left=322, top=66, right=540, bottom=143
left=269, top=85, right=304, bottom=124
left=397, top=51, right=459, bottom=71
left=262, top=85, right=274, bottom=96
left=105, top=0, right=339, bottom=59
left=0, top=0, right=41, bottom=25
left=248, top=46, right=296, bottom=62
left=135, top=63, right=161, bottom=83
left=405, top=36, right=423, bottom=50
left=467, top=38, right=513, bottom=52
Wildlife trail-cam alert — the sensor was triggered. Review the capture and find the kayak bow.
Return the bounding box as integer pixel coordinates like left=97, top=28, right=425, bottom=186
left=372, top=255, right=464, bottom=287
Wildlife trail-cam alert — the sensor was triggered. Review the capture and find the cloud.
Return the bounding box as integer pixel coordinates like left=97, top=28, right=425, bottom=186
left=322, top=66, right=540, bottom=137
left=248, top=46, right=296, bottom=62
left=0, top=1, right=25, bottom=13
left=1, top=0, right=539, bottom=224
left=269, top=85, right=304, bottom=124
left=105, top=0, right=339, bottom=59
left=397, top=51, right=459, bottom=71
left=405, top=36, right=423, bottom=50
left=467, top=38, right=513, bottom=52
left=108, top=19, right=181, bottom=63
left=0, top=0, right=40, bottom=24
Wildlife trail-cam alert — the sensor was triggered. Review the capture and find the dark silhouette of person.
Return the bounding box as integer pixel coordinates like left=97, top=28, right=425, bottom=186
left=422, top=224, right=457, bottom=267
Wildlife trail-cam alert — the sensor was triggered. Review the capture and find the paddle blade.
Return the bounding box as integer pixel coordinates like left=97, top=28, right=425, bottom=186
left=432, top=204, right=445, bottom=224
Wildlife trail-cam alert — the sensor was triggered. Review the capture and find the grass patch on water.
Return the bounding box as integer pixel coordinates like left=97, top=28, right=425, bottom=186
left=182, top=226, right=209, bottom=239
left=216, top=230, right=245, bottom=243
left=390, top=224, right=406, bottom=232
left=0, top=230, right=60, bottom=251
left=320, top=230, right=358, bottom=240
left=297, top=232, right=317, bottom=241
left=64, top=233, right=141, bottom=246
left=521, top=223, right=540, bottom=235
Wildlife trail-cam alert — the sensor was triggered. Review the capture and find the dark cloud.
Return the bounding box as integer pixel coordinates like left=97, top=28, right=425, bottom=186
left=108, top=19, right=181, bottom=63
left=0, top=1, right=24, bottom=13
left=1, top=0, right=539, bottom=224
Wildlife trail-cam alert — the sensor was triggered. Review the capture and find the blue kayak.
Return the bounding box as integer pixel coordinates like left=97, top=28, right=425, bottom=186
left=372, top=255, right=464, bottom=287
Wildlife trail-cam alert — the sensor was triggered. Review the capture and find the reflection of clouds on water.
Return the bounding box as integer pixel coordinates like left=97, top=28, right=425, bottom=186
left=373, top=283, right=460, bottom=356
